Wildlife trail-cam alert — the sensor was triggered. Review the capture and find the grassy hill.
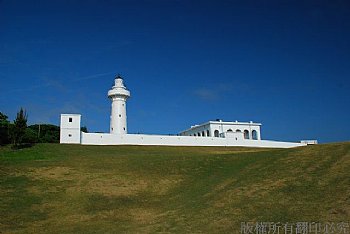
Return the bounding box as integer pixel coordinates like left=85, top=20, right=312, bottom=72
left=0, top=142, right=349, bottom=233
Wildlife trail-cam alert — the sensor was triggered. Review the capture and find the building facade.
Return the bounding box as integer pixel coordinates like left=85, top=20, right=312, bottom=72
left=179, top=120, right=261, bottom=140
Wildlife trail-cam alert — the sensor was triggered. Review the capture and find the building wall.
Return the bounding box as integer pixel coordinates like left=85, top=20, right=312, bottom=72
left=60, top=114, right=81, bottom=144
left=180, top=124, right=211, bottom=137
left=222, top=131, right=244, bottom=140
left=81, top=132, right=305, bottom=148
left=209, top=123, right=261, bottom=140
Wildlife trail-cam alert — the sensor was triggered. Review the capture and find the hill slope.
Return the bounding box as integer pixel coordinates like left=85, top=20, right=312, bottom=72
left=0, top=143, right=349, bottom=233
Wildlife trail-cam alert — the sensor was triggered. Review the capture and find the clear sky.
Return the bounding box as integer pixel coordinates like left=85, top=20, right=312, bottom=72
left=1, top=0, right=349, bottom=143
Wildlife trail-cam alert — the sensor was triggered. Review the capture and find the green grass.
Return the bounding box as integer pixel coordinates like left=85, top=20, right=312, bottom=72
left=0, top=142, right=349, bottom=233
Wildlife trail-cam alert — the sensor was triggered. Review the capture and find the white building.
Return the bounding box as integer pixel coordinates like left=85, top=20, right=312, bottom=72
left=179, top=120, right=261, bottom=141
left=60, top=75, right=313, bottom=148
left=60, top=114, right=81, bottom=144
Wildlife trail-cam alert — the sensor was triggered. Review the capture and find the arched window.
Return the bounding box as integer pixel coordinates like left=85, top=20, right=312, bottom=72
left=207, top=130, right=210, bottom=137
left=252, top=130, right=258, bottom=140
left=227, top=129, right=233, bottom=132
left=244, top=130, right=250, bottom=139
left=236, top=129, right=241, bottom=132
left=194, top=134, right=196, bottom=136
left=202, top=131, right=205, bottom=136
left=214, top=130, right=219, bottom=137
left=198, top=132, right=201, bottom=137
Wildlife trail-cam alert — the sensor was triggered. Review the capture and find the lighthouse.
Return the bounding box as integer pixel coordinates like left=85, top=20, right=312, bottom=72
left=108, top=75, right=130, bottom=134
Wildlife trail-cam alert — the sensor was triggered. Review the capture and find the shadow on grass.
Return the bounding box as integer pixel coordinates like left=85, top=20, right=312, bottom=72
left=11, top=143, right=35, bottom=150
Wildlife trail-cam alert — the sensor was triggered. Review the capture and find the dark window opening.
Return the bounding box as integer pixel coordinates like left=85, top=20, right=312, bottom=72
left=244, top=130, right=250, bottom=139
left=252, top=130, right=258, bottom=140
left=214, top=130, right=219, bottom=137
left=69, top=117, right=72, bottom=122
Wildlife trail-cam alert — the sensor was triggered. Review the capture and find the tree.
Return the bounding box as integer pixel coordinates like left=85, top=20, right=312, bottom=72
left=0, top=112, right=8, bottom=123
left=0, top=112, right=11, bottom=145
left=81, top=126, right=88, bottom=133
left=28, top=124, right=60, bottom=143
left=12, top=108, right=27, bottom=146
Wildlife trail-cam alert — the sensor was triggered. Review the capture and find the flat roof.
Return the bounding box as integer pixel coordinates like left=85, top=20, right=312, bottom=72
left=61, top=114, right=81, bottom=116
left=208, top=121, right=261, bottom=125
left=180, top=120, right=262, bottom=133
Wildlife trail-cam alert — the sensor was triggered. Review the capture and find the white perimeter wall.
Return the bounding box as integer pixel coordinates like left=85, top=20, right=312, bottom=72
left=81, top=133, right=305, bottom=148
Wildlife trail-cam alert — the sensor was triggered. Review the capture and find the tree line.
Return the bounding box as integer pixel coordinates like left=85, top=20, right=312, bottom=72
left=0, top=108, right=87, bottom=148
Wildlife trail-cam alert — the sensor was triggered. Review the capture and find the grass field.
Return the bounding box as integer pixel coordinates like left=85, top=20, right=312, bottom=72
left=0, top=142, right=349, bottom=233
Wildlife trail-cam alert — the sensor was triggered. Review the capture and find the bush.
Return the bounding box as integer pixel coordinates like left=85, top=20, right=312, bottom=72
left=23, top=128, right=37, bottom=144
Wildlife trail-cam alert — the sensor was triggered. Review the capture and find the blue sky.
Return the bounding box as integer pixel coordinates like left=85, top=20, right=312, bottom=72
left=1, top=0, right=349, bottom=143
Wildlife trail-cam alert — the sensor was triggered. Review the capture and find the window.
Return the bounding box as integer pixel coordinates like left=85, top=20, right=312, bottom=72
left=68, top=134, right=72, bottom=137
left=207, top=130, right=210, bottom=137
left=198, top=132, right=201, bottom=137
left=236, top=129, right=241, bottom=132
left=119, top=114, right=121, bottom=117
left=194, top=134, right=196, bottom=136
left=227, top=129, right=233, bottom=132
left=252, top=130, right=258, bottom=140
left=202, top=131, right=205, bottom=136
left=69, top=117, right=72, bottom=122
left=244, top=130, right=250, bottom=139
left=214, top=130, right=219, bottom=137
left=123, top=127, right=126, bottom=131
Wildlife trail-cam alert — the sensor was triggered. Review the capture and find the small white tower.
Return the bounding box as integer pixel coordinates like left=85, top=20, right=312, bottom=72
left=60, top=114, right=81, bottom=144
left=108, top=75, right=130, bottom=134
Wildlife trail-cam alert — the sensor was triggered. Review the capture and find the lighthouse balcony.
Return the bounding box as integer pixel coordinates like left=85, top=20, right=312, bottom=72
left=108, top=88, right=130, bottom=97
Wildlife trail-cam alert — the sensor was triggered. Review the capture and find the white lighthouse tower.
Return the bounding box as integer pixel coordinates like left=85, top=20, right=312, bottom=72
left=108, top=75, right=130, bottom=134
